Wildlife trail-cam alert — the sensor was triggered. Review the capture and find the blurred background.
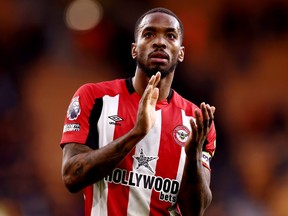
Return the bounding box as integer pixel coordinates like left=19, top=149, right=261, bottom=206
left=0, top=0, right=288, bottom=215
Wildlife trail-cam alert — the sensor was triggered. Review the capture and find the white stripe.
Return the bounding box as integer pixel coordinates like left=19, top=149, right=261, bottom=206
left=91, top=180, right=109, bottom=216
left=98, top=95, right=119, bottom=148
left=181, top=109, right=194, bottom=131
left=91, top=95, right=119, bottom=216
left=127, top=110, right=162, bottom=216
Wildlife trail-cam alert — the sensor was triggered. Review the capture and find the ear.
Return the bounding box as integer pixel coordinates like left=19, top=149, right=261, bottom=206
left=131, top=43, right=137, bottom=59
left=178, top=46, right=185, bottom=62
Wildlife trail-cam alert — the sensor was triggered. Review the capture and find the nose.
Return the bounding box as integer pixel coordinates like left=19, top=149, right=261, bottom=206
left=152, top=36, right=166, bottom=49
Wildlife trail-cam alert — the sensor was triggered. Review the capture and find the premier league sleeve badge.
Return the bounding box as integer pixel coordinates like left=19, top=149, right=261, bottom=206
left=67, top=96, right=81, bottom=120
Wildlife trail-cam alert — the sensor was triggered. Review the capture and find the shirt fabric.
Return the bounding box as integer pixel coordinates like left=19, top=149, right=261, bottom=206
left=61, top=78, right=216, bottom=216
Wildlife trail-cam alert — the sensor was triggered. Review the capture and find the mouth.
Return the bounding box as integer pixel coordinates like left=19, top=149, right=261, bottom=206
left=148, top=50, right=169, bottom=62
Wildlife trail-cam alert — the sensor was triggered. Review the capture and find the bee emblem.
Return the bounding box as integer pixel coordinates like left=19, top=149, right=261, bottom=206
left=173, top=125, right=190, bottom=147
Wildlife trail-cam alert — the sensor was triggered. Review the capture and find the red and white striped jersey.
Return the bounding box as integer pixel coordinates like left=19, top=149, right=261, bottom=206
left=61, top=78, right=216, bottom=216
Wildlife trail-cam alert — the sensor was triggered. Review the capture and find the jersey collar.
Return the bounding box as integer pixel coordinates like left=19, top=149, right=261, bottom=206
left=125, top=77, right=173, bottom=104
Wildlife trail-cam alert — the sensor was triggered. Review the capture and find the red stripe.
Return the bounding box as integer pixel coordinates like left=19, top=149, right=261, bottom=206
left=83, top=186, right=93, bottom=216
left=149, top=106, right=183, bottom=216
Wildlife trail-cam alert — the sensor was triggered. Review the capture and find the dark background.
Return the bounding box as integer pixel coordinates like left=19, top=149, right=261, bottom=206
left=1, top=0, right=288, bottom=215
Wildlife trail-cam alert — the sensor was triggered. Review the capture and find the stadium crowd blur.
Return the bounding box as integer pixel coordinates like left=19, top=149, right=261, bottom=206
left=1, top=0, right=288, bottom=215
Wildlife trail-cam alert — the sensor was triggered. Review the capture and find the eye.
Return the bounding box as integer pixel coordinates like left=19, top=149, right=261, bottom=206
left=144, top=32, right=153, bottom=38
left=167, top=33, right=176, bottom=40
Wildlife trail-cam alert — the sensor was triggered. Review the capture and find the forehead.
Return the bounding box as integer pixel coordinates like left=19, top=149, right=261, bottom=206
left=138, top=12, right=181, bottom=33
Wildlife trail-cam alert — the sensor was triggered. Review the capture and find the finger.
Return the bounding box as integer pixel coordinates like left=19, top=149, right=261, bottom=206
left=210, top=106, right=216, bottom=114
left=144, top=72, right=160, bottom=98
left=153, top=71, right=161, bottom=87
left=141, top=77, right=154, bottom=105
left=148, top=74, right=156, bottom=86
left=200, top=102, right=210, bottom=130
left=187, top=117, right=203, bottom=153
left=206, top=105, right=215, bottom=127
left=142, top=73, right=160, bottom=104
left=148, top=72, right=160, bottom=90
left=190, top=118, right=197, bottom=142
left=147, top=74, right=159, bottom=92
left=195, top=108, right=204, bottom=135
left=150, top=88, right=159, bottom=107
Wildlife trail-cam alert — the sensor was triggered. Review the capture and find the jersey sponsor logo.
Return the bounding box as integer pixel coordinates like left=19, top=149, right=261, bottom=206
left=67, top=96, right=81, bottom=120
left=108, top=115, right=123, bottom=125
left=132, top=148, right=158, bottom=174
left=63, top=123, right=80, bottom=132
left=104, top=168, right=180, bottom=203
left=172, top=125, right=190, bottom=147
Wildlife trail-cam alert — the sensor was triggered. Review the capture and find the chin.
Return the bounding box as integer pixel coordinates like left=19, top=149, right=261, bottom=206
left=144, top=70, right=171, bottom=79
left=138, top=61, right=175, bottom=78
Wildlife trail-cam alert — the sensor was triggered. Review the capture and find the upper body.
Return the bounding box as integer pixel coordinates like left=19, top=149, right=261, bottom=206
left=61, top=7, right=216, bottom=216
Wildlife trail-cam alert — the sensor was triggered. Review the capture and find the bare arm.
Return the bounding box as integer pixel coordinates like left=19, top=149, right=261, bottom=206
left=61, top=73, right=161, bottom=193
left=177, top=103, right=215, bottom=216
left=62, top=129, right=146, bottom=193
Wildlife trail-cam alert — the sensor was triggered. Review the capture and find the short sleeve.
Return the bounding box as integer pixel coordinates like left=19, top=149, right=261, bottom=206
left=60, top=84, right=95, bottom=147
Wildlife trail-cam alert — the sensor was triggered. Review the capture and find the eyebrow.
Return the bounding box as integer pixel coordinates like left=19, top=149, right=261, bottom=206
left=142, top=26, right=178, bottom=34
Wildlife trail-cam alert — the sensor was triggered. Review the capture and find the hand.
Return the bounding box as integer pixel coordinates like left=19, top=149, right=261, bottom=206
left=134, top=72, right=161, bottom=135
left=185, top=102, right=216, bottom=157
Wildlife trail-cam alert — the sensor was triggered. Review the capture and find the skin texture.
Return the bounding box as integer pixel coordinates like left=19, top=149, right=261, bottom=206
left=62, top=12, right=215, bottom=216
left=177, top=103, right=215, bottom=216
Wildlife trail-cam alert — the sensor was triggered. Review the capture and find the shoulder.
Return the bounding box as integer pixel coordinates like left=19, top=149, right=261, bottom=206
left=171, top=90, right=199, bottom=115
left=76, top=79, right=127, bottom=98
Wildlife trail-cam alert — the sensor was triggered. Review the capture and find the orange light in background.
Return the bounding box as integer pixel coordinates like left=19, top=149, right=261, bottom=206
left=64, top=0, right=103, bottom=31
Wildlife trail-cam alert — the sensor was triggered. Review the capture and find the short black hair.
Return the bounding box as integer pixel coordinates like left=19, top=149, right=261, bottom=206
left=134, top=7, right=184, bottom=44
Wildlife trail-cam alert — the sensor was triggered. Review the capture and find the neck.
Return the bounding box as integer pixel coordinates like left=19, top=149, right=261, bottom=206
left=132, top=68, right=174, bottom=101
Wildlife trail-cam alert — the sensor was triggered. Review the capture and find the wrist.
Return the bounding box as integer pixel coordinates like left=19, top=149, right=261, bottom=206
left=184, top=151, right=203, bottom=170
left=131, top=125, right=149, bottom=139
left=185, top=145, right=202, bottom=159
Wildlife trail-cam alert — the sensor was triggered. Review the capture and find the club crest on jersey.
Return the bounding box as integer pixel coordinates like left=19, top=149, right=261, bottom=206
left=173, top=125, right=190, bottom=147
left=67, top=96, right=81, bottom=120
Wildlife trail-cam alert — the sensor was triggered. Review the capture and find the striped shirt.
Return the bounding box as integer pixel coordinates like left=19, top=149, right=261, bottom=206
left=61, top=78, right=216, bottom=216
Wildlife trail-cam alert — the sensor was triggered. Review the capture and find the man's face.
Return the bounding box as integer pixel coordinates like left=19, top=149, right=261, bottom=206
left=132, top=12, right=185, bottom=78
